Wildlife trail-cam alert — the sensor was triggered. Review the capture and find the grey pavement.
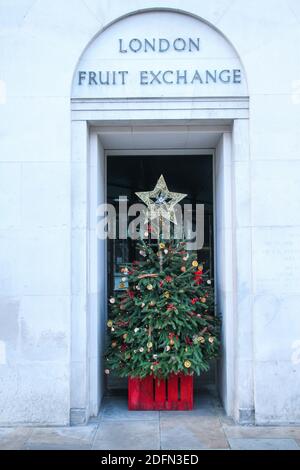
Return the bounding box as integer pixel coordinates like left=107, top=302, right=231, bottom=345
left=1, top=389, right=300, bottom=450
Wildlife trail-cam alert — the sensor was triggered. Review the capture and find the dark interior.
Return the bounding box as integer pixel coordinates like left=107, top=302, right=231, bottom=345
left=106, top=154, right=215, bottom=393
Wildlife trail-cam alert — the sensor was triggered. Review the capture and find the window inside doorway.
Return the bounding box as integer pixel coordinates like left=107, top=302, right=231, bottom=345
left=107, top=154, right=214, bottom=297
left=106, top=153, right=215, bottom=391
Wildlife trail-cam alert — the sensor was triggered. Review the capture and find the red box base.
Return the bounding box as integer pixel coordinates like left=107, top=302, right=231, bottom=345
left=128, top=373, right=193, bottom=410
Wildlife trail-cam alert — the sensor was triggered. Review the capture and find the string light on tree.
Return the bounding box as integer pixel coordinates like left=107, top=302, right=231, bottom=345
left=105, top=177, right=220, bottom=380
left=135, top=174, right=187, bottom=224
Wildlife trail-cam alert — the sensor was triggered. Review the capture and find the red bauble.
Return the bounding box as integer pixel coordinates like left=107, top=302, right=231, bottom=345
left=166, top=303, right=176, bottom=311
left=185, top=336, right=193, bottom=345
left=194, top=269, right=203, bottom=285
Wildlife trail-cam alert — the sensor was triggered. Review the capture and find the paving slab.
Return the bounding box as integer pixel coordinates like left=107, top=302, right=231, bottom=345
left=101, top=396, right=159, bottom=422
left=228, top=438, right=300, bottom=450
left=0, top=428, right=33, bottom=450
left=24, top=424, right=98, bottom=450
left=93, top=420, right=160, bottom=450
left=160, top=415, right=229, bottom=450
left=223, top=424, right=300, bottom=440
left=2, top=396, right=300, bottom=451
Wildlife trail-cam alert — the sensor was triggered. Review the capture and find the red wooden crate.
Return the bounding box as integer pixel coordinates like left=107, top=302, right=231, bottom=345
left=128, top=374, right=193, bottom=410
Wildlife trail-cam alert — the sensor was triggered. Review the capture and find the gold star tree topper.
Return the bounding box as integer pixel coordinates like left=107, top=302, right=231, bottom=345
left=135, top=175, right=187, bottom=224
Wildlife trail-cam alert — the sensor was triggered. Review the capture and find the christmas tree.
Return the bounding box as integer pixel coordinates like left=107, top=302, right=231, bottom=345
left=105, top=176, right=220, bottom=379
left=105, top=240, right=220, bottom=379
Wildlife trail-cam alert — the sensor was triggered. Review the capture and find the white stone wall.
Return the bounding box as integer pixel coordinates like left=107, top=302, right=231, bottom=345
left=0, top=0, right=300, bottom=425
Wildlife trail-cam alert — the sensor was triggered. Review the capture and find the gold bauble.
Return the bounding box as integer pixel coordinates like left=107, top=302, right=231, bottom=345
left=147, top=284, right=153, bottom=290
left=184, top=360, right=192, bottom=368
left=163, top=291, right=170, bottom=299
left=199, top=336, right=205, bottom=344
left=209, top=337, right=215, bottom=344
left=159, top=242, right=165, bottom=249
left=192, top=260, right=199, bottom=267
left=147, top=342, right=153, bottom=349
left=107, top=320, right=113, bottom=328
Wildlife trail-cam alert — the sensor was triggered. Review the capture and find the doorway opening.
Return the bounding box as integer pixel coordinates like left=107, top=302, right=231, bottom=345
left=105, top=152, right=216, bottom=397
left=70, top=119, right=248, bottom=424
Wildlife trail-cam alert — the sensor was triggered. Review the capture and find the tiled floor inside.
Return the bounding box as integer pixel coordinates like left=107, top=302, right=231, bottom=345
left=1, top=388, right=300, bottom=450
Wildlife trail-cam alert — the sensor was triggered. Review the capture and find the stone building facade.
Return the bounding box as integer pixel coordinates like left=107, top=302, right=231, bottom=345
left=0, top=0, right=300, bottom=426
